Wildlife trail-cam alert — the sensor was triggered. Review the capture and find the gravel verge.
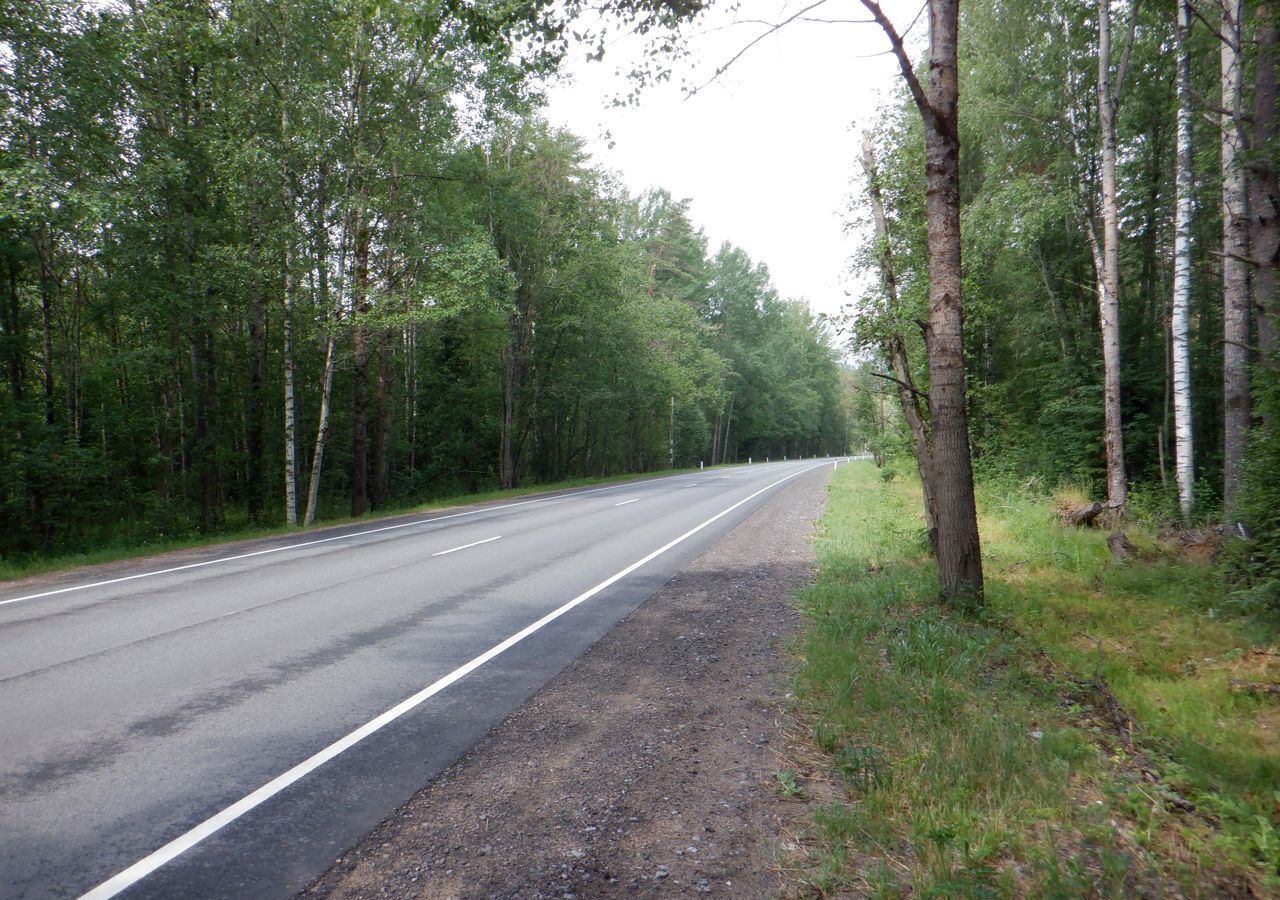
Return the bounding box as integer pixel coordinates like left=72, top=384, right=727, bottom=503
left=298, top=466, right=831, bottom=899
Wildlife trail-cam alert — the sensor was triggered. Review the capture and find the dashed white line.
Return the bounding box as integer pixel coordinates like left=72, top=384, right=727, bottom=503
left=0, top=479, right=682, bottom=609
left=431, top=536, right=502, bottom=557
left=75, top=461, right=824, bottom=900
left=683, top=483, right=699, bottom=488
left=614, top=498, right=640, bottom=507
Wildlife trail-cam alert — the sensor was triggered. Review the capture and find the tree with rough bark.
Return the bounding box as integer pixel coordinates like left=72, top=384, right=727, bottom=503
left=1250, top=5, right=1278, bottom=385
left=859, top=0, right=984, bottom=604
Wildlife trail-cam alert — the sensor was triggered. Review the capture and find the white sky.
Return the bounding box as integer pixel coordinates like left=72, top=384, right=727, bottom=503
left=543, top=0, right=924, bottom=320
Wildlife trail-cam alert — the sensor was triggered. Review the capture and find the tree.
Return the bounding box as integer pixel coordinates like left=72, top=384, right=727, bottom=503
left=860, top=0, right=984, bottom=604
left=859, top=132, right=938, bottom=551
left=1220, top=0, right=1250, bottom=520
left=1094, top=0, right=1130, bottom=510
left=1172, top=0, right=1195, bottom=520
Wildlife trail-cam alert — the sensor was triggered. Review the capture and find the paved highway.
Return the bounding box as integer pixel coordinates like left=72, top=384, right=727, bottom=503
left=0, top=459, right=835, bottom=899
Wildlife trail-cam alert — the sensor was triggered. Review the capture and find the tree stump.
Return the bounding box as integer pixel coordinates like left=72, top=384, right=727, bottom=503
left=1107, top=531, right=1136, bottom=561
left=1060, top=501, right=1103, bottom=528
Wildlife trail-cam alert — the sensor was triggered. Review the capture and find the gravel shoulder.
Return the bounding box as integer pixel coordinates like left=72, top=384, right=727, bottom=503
left=299, top=467, right=831, bottom=899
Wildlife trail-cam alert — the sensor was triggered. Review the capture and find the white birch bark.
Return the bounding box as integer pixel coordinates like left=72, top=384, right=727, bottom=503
left=303, top=334, right=336, bottom=527
left=1172, top=0, right=1195, bottom=520
left=1097, top=0, right=1127, bottom=509
left=1221, top=0, right=1251, bottom=519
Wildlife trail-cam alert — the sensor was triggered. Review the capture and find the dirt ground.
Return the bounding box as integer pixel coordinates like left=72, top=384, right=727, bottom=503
left=299, top=468, right=830, bottom=900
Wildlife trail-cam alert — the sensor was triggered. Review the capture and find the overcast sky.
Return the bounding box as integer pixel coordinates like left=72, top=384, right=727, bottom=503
left=543, top=0, right=923, bottom=320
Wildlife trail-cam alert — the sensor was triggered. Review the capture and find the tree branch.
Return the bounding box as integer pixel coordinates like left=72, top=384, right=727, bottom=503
left=1186, top=0, right=1240, bottom=51
left=1113, top=0, right=1143, bottom=104
left=871, top=370, right=929, bottom=405
left=856, top=0, right=937, bottom=128
left=686, top=0, right=833, bottom=96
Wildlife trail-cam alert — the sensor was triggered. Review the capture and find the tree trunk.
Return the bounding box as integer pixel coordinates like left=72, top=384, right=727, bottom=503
left=1251, top=4, right=1278, bottom=381
left=922, top=0, right=984, bottom=603
left=280, top=107, right=298, bottom=527
left=721, top=393, right=734, bottom=464
left=304, top=334, right=336, bottom=527
left=1172, top=0, right=1195, bottom=521
left=1221, top=0, right=1251, bottom=519
left=350, top=204, right=371, bottom=517
left=371, top=327, right=391, bottom=509
left=861, top=0, right=985, bottom=602
left=860, top=132, right=940, bottom=553
left=1097, top=0, right=1127, bottom=509
left=247, top=221, right=267, bottom=523
left=3, top=257, right=22, bottom=403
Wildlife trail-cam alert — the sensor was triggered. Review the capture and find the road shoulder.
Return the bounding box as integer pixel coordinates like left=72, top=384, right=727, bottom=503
left=300, top=467, right=830, bottom=899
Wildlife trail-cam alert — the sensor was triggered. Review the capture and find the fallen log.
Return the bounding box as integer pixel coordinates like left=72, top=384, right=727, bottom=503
left=1228, top=680, right=1280, bottom=699
left=1060, top=501, right=1103, bottom=528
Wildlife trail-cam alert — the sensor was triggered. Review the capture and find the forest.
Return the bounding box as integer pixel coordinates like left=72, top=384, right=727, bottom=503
left=0, top=0, right=848, bottom=560
left=847, top=0, right=1279, bottom=601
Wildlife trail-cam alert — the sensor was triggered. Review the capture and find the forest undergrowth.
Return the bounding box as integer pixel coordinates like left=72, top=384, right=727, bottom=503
left=785, top=461, right=1280, bottom=897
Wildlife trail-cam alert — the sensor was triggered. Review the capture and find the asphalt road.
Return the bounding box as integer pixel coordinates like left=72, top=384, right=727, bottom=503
left=0, top=459, right=836, bottom=900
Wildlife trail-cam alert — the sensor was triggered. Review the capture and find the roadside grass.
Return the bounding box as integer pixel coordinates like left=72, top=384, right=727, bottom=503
left=787, top=461, right=1280, bottom=896
left=0, top=464, right=724, bottom=583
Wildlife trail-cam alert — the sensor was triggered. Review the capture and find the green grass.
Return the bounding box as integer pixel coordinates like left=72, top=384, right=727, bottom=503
left=788, top=461, right=1280, bottom=896
left=0, top=464, right=719, bottom=583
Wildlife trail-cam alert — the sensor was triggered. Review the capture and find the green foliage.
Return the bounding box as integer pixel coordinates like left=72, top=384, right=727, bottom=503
left=846, top=0, right=1272, bottom=539
left=793, top=463, right=1280, bottom=893
left=0, top=0, right=849, bottom=561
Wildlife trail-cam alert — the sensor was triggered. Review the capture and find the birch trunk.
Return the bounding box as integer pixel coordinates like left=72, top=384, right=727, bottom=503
left=1172, top=0, right=1195, bottom=521
left=303, top=170, right=335, bottom=529
left=860, top=132, right=939, bottom=552
left=304, top=335, right=336, bottom=527
left=1221, top=0, right=1251, bottom=519
left=1097, top=0, right=1127, bottom=509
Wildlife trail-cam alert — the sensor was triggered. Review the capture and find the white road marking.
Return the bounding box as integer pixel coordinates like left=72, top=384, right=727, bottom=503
left=614, top=498, right=640, bottom=507
left=76, top=461, right=823, bottom=900
left=0, top=480, right=685, bottom=609
left=431, top=536, right=502, bottom=557
left=683, top=483, right=699, bottom=488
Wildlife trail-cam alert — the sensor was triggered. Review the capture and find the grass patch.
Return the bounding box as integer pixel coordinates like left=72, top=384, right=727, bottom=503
left=0, top=465, right=716, bottom=583
left=788, top=461, right=1279, bottom=896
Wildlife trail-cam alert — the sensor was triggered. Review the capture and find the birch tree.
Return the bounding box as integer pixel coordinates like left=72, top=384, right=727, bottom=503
left=1172, top=0, right=1195, bottom=520
left=1095, top=0, right=1128, bottom=510
left=1220, top=0, right=1250, bottom=519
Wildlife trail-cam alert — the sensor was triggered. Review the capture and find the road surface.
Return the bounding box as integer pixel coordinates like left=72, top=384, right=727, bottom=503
left=0, top=459, right=833, bottom=899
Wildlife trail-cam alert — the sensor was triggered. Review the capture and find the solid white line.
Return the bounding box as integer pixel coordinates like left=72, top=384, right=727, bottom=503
left=431, top=536, right=501, bottom=557
left=614, top=498, right=640, bottom=507
left=0, top=481, right=666, bottom=609
left=76, top=461, right=823, bottom=900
